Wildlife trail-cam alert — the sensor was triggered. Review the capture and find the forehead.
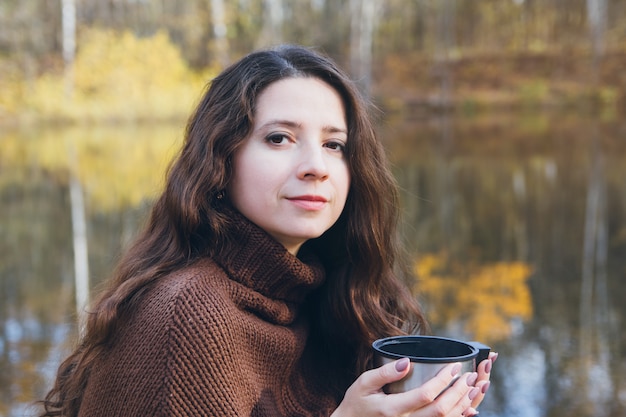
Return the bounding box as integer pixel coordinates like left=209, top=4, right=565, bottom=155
left=253, top=77, right=347, bottom=126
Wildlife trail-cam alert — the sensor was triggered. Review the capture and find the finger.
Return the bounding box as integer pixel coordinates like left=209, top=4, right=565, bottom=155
left=463, top=406, right=480, bottom=417
left=334, top=360, right=413, bottom=417
left=476, top=355, right=492, bottom=380
left=386, top=362, right=463, bottom=413
left=478, top=351, right=497, bottom=377
left=410, top=372, right=478, bottom=417
left=463, top=386, right=482, bottom=417
left=354, top=357, right=412, bottom=394
left=469, top=378, right=491, bottom=408
left=471, top=353, right=495, bottom=408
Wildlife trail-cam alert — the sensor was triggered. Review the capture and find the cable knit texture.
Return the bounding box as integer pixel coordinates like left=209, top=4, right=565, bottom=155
left=78, top=212, right=338, bottom=416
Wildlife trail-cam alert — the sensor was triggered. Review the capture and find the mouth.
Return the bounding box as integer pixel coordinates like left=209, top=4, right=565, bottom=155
left=287, top=195, right=328, bottom=210
left=289, top=195, right=328, bottom=202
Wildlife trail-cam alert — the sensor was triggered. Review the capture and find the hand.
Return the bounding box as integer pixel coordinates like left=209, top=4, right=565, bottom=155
left=331, top=356, right=492, bottom=417
left=467, top=351, right=498, bottom=412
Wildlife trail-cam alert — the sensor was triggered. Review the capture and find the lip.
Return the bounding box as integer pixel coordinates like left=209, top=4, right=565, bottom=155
left=287, top=195, right=328, bottom=210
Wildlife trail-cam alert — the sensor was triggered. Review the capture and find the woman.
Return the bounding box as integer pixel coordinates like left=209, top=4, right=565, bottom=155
left=40, top=45, right=494, bottom=417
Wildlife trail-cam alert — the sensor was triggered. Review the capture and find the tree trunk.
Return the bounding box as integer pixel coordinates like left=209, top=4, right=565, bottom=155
left=586, top=0, right=608, bottom=60
left=261, top=0, right=284, bottom=45
left=434, top=0, right=455, bottom=108
left=69, top=158, right=89, bottom=323
left=61, top=0, right=76, bottom=98
left=349, top=0, right=380, bottom=96
left=210, top=0, right=229, bottom=67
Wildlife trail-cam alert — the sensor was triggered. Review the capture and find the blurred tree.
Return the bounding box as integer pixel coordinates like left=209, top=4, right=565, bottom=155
left=210, top=0, right=230, bottom=67
left=61, top=0, right=76, bottom=96
left=261, top=0, right=284, bottom=45
left=348, top=0, right=381, bottom=95
left=24, top=28, right=211, bottom=122
left=1, top=0, right=626, bottom=121
left=1, top=0, right=624, bottom=73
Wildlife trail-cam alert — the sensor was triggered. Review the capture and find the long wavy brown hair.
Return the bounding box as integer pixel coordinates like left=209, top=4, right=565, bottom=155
left=39, top=44, right=427, bottom=416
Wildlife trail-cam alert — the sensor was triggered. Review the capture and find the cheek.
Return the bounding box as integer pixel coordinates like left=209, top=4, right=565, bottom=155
left=228, top=155, right=253, bottom=208
left=229, top=159, right=278, bottom=208
left=336, top=164, right=351, bottom=200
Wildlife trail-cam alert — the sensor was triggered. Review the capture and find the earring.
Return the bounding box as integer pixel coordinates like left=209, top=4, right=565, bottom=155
left=216, top=190, right=225, bottom=200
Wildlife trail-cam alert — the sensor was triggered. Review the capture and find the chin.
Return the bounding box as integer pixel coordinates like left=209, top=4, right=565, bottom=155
left=286, top=230, right=325, bottom=243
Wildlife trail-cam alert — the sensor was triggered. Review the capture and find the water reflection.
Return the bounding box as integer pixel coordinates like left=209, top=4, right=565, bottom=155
left=384, top=113, right=626, bottom=417
left=1, top=114, right=625, bottom=416
left=0, top=124, right=181, bottom=416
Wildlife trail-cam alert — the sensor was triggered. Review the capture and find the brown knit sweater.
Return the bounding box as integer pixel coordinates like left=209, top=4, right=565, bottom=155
left=78, top=214, right=339, bottom=416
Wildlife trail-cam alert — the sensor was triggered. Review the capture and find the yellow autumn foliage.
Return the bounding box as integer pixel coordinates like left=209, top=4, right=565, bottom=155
left=19, top=28, right=214, bottom=123
left=0, top=60, right=28, bottom=116
left=0, top=28, right=217, bottom=208
left=414, top=252, right=533, bottom=343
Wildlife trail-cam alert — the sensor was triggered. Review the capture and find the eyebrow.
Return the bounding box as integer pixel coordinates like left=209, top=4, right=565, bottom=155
left=259, top=119, right=348, bottom=135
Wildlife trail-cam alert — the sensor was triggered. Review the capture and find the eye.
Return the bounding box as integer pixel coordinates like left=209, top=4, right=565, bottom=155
left=266, top=133, right=290, bottom=145
left=324, top=140, right=346, bottom=153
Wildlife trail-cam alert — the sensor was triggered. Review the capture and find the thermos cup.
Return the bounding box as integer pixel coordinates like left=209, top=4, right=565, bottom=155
left=373, top=335, right=491, bottom=394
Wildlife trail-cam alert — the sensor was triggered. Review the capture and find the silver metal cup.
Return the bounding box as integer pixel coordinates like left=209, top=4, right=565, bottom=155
left=373, top=335, right=490, bottom=394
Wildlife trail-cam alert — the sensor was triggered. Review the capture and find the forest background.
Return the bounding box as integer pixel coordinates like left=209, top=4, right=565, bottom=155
left=1, top=0, right=625, bottom=126
left=2, top=3, right=626, bottom=416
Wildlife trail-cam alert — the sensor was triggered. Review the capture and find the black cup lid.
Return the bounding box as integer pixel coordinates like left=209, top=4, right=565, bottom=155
left=373, top=335, right=479, bottom=363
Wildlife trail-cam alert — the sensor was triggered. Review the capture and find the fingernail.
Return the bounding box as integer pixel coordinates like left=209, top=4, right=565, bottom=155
left=481, top=381, right=491, bottom=394
left=395, top=358, right=410, bottom=372
left=451, top=363, right=462, bottom=376
left=468, top=387, right=480, bottom=400
left=485, top=359, right=492, bottom=373
left=463, top=407, right=479, bottom=416
left=466, top=372, right=478, bottom=386
left=491, top=352, right=499, bottom=363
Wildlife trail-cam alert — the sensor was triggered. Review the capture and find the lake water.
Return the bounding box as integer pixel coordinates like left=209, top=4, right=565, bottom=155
left=1, top=112, right=625, bottom=417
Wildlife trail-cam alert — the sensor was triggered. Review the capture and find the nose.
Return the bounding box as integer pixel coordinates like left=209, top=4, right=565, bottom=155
left=297, top=143, right=329, bottom=181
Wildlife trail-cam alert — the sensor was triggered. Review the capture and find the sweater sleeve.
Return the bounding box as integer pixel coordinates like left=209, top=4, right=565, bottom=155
left=77, top=270, right=257, bottom=417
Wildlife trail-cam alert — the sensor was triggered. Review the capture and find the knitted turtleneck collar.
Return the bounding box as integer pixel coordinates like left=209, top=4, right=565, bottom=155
left=212, top=207, right=326, bottom=305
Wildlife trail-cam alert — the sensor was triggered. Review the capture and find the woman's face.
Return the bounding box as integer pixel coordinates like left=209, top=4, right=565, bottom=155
left=228, top=77, right=350, bottom=255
